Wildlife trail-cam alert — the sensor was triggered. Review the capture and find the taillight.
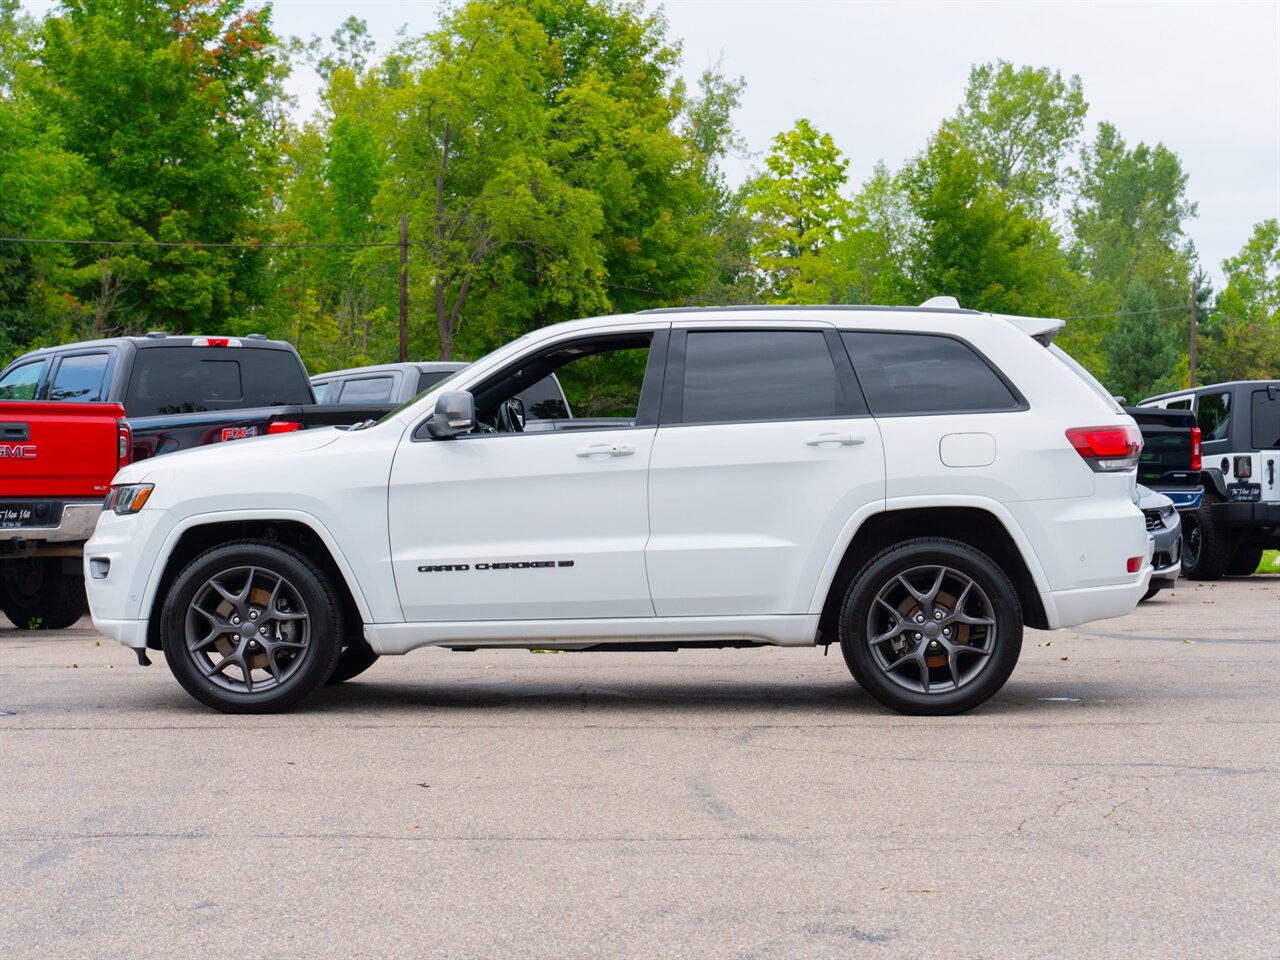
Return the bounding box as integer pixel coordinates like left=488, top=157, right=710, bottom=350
left=1190, top=426, right=1201, bottom=473
left=267, top=421, right=301, bottom=435
left=117, top=419, right=132, bottom=467
left=191, top=336, right=240, bottom=347
left=1066, top=425, right=1143, bottom=472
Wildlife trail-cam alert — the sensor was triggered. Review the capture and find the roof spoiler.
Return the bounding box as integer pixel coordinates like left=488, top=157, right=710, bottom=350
left=996, top=313, right=1065, bottom=346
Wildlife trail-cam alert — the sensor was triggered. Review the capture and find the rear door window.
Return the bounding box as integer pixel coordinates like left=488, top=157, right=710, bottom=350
left=337, top=376, right=395, bottom=404
left=49, top=352, right=111, bottom=402
left=127, top=347, right=311, bottom=417
left=679, top=330, right=846, bottom=424
left=0, top=360, right=46, bottom=400
left=843, top=332, right=1021, bottom=416
left=1252, top=389, right=1280, bottom=448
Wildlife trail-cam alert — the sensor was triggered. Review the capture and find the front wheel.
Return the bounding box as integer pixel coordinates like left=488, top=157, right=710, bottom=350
left=1181, top=493, right=1231, bottom=580
left=160, top=541, right=344, bottom=713
left=839, top=538, right=1023, bottom=715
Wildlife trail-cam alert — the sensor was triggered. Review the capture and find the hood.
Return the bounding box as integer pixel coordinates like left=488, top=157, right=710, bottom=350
left=1136, top=484, right=1173, bottom=512
left=113, top=426, right=344, bottom=485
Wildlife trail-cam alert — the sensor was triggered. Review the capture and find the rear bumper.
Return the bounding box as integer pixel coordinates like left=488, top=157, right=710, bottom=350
left=0, top=501, right=102, bottom=546
left=1042, top=569, right=1151, bottom=629
left=1211, top=501, right=1280, bottom=528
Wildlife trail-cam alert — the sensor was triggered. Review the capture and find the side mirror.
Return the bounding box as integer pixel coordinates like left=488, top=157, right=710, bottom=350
left=426, top=391, right=476, bottom=438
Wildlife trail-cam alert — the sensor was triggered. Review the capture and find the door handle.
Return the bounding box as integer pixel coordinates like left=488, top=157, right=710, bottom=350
left=805, top=433, right=864, bottom=447
left=576, top=443, right=635, bottom=458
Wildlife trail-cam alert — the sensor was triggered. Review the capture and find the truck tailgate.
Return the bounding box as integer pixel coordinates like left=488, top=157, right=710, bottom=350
left=0, top=401, right=126, bottom=499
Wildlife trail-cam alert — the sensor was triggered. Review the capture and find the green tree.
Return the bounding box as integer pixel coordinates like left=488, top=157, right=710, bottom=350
left=953, top=60, right=1087, bottom=211
left=744, top=118, right=851, bottom=303
left=1102, top=279, right=1180, bottom=401
left=24, top=0, right=286, bottom=333
left=838, top=161, right=913, bottom=305
left=1201, top=219, right=1280, bottom=382
left=899, top=127, right=1071, bottom=315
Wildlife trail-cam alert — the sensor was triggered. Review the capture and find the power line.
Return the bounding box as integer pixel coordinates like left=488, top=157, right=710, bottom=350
left=0, top=236, right=402, bottom=249
left=1062, top=304, right=1192, bottom=321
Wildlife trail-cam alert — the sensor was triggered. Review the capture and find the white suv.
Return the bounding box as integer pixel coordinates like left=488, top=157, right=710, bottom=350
left=85, top=303, right=1151, bottom=715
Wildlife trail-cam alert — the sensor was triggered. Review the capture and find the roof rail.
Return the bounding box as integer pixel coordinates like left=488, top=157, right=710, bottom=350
left=635, top=303, right=979, bottom=316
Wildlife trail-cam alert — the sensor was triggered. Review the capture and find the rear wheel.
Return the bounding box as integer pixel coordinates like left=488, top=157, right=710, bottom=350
left=1181, top=492, right=1231, bottom=581
left=839, top=538, right=1023, bottom=716
left=0, top=560, right=86, bottom=630
left=1226, top=547, right=1263, bottom=577
left=160, top=541, right=343, bottom=713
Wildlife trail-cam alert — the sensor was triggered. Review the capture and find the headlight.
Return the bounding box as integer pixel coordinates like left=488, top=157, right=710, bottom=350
left=1160, top=504, right=1175, bottom=520
left=104, top=483, right=154, bottom=515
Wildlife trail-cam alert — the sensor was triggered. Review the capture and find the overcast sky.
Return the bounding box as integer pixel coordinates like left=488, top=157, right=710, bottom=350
left=23, top=0, right=1280, bottom=289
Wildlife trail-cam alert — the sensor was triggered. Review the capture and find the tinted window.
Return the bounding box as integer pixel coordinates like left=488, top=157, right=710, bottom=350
left=312, top=380, right=331, bottom=403
left=337, top=376, right=395, bottom=404
left=127, top=347, right=310, bottom=417
left=1165, top=398, right=1192, bottom=410
left=1252, top=389, right=1280, bottom=448
left=682, top=331, right=838, bottom=424
left=516, top=375, right=570, bottom=420
left=1196, top=391, right=1231, bottom=442
left=844, top=332, right=1019, bottom=416
left=0, top=360, right=45, bottom=400
left=49, top=353, right=110, bottom=402
left=416, top=370, right=453, bottom=394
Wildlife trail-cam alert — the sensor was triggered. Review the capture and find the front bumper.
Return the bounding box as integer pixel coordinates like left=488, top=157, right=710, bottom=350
left=1149, top=514, right=1183, bottom=579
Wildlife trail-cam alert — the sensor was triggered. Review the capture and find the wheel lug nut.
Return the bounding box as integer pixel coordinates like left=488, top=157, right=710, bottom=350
left=915, top=614, right=924, bottom=623
left=231, top=616, right=240, bottom=625
left=934, top=611, right=942, bottom=620
left=249, top=611, right=258, bottom=621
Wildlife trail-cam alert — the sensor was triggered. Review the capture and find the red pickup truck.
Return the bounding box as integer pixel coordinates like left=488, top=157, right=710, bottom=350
left=0, top=401, right=131, bottom=629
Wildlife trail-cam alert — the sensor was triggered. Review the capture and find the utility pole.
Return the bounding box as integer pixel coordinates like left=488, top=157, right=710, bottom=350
left=396, top=216, right=407, bottom=363
left=1189, top=279, right=1198, bottom=388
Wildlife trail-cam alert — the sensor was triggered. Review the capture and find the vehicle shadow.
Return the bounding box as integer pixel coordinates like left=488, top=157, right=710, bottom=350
left=287, top=675, right=1124, bottom=718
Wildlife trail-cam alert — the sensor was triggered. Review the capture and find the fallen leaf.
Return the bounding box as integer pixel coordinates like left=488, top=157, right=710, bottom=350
left=1059, top=656, right=1069, bottom=661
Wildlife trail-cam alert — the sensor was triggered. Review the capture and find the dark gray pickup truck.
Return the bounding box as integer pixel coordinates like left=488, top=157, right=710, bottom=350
left=0, top=334, right=391, bottom=462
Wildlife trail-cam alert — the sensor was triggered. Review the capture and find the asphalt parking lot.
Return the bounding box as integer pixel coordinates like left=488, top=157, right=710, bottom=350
left=2, top=577, right=1277, bottom=960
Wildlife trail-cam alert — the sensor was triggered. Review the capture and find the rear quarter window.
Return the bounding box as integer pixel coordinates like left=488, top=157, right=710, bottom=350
left=843, top=332, right=1022, bottom=416
left=127, top=347, right=312, bottom=417
left=1252, top=389, right=1280, bottom=448
left=337, top=376, right=395, bottom=404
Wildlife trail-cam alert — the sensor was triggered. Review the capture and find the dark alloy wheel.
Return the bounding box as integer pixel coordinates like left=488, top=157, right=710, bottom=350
left=839, top=538, right=1023, bottom=715
left=160, top=541, right=343, bottom=713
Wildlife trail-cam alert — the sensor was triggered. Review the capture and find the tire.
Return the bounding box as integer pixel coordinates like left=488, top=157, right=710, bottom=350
left=1225, top=547, right=1263, bottom=578
left=326, top=640, right=379, bottom=685
left=838, top=538, right=1023, bottom=716
left=1181, top=492, right=1232, bottom=581
left=159, top=540, right=344, bottom=713
left=0, top=560, right=87, bottom=630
